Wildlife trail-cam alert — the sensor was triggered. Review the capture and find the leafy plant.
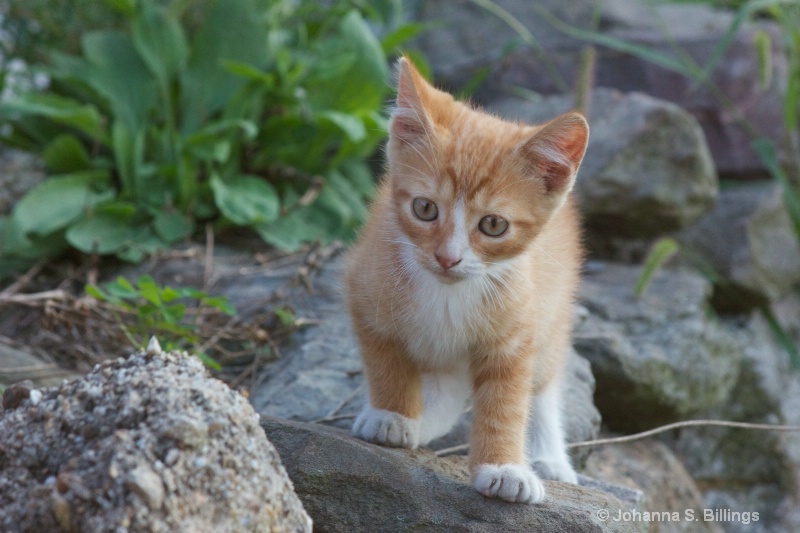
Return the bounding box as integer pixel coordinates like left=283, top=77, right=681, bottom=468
left=0, top=0, right=423, bottom=268
left=86, top=274, right=236, bottom=368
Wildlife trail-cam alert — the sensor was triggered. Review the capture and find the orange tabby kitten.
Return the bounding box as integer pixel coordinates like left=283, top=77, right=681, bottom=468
left=345, top=57, right=589, bottom=504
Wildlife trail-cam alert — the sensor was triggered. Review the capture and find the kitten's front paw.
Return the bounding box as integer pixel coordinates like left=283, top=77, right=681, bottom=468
left=533, top=458, right=578, bottom=484
left=352, top=406, right=420, bottom=449
left=472, top=464, right=545, bottom=504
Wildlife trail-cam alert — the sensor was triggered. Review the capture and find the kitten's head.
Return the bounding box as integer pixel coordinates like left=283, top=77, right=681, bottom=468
left=386, top=57, right=589, bottom=284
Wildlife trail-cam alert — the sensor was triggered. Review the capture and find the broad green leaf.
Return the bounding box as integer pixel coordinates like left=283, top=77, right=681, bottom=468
left=317, top=111, right=367, bottom=143
left=42, top=134, right=91, bottom=173
left=82, top=30, right=156, bottom=134
left=116, top=230, right=164, bottom=263
left=180, top=0, right=267, bottom=133
left=184, top=119, right=258, bottom=145
left=112, top=121, right=146, bottom=200
left=0, top=93, right=108, bottom=144
left=12, top=173, right=114, bottom=237
left=0, top=214, right=69, bottom=258
left=340, top=159, right=377, bottom=198
left=306, top=10, right=389, bottom=113
left=210, top=174, right=280, bottom=225
left=256, top=184, right=356, bottom=250
left=327, top=170, right=367, bottom=222
left=153, top=210, right=194, bottom=243
left=635, top=238, right=680, bottom=297
left=255, top=208, right=322, bottom=251
left=65, top=209, right=147, bottom=254
left=133, top=2, right=189, bottom=86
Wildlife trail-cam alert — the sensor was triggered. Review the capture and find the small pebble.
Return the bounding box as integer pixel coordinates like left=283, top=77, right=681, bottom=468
left=2, top=380, right=34, bottom=410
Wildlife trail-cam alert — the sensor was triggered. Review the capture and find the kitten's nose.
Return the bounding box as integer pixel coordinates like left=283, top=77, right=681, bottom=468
left=435, top=254, right=462, bottom=270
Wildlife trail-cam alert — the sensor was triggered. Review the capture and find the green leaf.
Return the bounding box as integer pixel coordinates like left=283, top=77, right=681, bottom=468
left=305, top=10, right=389, bottom=114
left=210, top=174, right=280, bottom=225
left=85, top=284, right=110, bottom=301
left=100, top=0, right=137, bottom=16
left=380, top=22, right=429, bottom=54
left=65, top=208, right=147, bottom=254
left=112, top=120, right=146, bottom=200
left=203, top=296, right=236, bottom=316
left=761, top=305, right=800, bottom=370
left=180, top=0, right=266, bottom=133
left=754, top=30, right=772, bottom=91
left=12, top=173, right=114, bottom=237
left=0, top=93, right=108, bottom=144
left=132, top=2, right=189, bottom=86
left=42, top=134, right=92, bottom=173
left=274, top=306, right=296, bottom=326
left=317, top=111, right=367, bottom=143
left=196, top=352, right=222, bottom=371
left=635, top=238, right=680, bottom=297
left=82, top=30, right=156, bottom=134
left=153, top=210, right=194, bottom=243
left=136, top=276, right=162, bottom=306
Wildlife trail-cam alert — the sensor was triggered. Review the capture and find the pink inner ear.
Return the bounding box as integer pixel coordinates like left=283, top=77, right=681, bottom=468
left=390, top=58, right=431, bottom=143
left=524, top=114, right=589, bottom=196
left=390, top=108, right=428, bottom=140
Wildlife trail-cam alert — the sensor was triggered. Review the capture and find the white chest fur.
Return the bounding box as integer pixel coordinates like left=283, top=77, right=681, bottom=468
left=402, top=270, right=487, bottom=368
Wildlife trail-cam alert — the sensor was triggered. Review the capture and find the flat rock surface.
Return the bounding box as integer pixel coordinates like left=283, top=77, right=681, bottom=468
left=263, top=415, right=643, bottom=533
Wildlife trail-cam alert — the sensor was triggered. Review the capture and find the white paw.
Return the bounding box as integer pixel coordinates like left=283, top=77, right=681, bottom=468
left=352, top=406, right=420, bottom=449
left=533, top=457, right=578, bottom=484
left=472, top=464, right=545, bottom=504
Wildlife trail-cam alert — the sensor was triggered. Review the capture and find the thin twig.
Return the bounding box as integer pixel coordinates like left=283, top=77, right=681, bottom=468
left=0, top=290, right=68, bottom=305
left=567, top=419, right=800, bottom=449
left=314, top=385, right=364, bottom=423
left=434, top=419, right=800, bottom=457
left=0, top=260, right=45, bottom=297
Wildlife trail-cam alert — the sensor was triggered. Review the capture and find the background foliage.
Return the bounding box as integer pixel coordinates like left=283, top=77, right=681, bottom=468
left=0, top=0, right=424, bottom=272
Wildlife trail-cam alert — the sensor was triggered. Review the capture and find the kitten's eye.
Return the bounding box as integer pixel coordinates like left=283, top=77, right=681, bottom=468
left=412, top=197, right=438, bottom=221
left=479, top=215, right=509, bottom=237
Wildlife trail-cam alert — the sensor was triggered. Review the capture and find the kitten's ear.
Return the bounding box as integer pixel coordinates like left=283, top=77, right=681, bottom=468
left=520, top=112, right=589, bottom=201
left=390, top=57, right=433, bottom=142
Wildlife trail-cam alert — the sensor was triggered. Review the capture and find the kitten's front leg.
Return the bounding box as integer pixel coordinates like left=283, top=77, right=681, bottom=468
left=469, top=356, right=545, bottom=504
left=353, top=333, right=423, bottom=449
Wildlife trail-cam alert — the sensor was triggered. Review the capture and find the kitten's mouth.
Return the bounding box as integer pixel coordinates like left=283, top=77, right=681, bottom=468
left=434, top=269, right=464, bottom=284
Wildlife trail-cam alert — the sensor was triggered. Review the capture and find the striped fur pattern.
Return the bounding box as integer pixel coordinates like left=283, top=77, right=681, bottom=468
left=346, top=57, right=589, bottom=504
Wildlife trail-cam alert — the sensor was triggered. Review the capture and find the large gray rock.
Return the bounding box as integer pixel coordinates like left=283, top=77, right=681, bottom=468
left=263, top=415, right=643, bottom=533
left=412, top=0, right=787, bottom=177
left=489, top=89, right=718, bottom=238
left=679, top=183, right=800, bottom=312
left=574, top=261, right=742, bottom=431
left=0, top=347, right=312, bottom=532
left=584, top=439, right=723, bottom=533
left=670, top=313, right=800, bottom=533
left=249, top=258, right=602, bottom=466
